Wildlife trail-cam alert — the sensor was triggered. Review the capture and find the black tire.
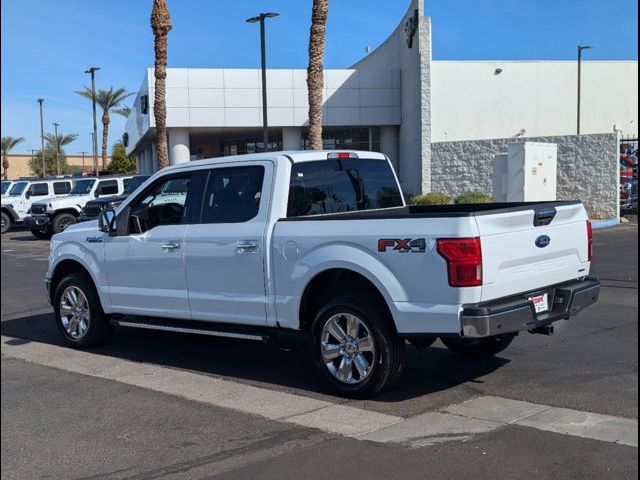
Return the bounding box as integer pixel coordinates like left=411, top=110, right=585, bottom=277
left=52, top=213, right=77, bottom=234
left=441, top=334, right=516, bottom=358
left=53, top=272, right=112, bottom=348
left=312, top=295, right=405, bottom=398
left=1, top=211, right=11, bottom=234
left=30, top=227, right=53, bottom=240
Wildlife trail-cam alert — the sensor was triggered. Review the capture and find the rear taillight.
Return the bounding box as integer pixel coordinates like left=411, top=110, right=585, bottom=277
left=437, top=238, right=483, bottom=287
left=586, top=220, right=593, bottom=261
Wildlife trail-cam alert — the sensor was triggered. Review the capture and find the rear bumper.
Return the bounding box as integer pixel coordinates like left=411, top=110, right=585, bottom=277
left=24, top=215, right=50, bottom=227
left=461, top=278, right=600, bottom=338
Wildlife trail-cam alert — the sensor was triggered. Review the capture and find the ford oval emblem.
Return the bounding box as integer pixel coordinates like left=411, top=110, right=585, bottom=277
left=536, top=235, right=551, bottom=248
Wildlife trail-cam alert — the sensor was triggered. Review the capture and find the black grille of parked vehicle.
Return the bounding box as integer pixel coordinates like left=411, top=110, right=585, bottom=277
left=31, top=204, right=47, bottom=215
left=82, top=202, right=104, bottom=218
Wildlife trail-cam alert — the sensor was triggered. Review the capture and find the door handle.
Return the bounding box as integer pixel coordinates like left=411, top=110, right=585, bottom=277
left=236, top=240, right=258, bottom=254
left=162, top=241, right=181, bottom=253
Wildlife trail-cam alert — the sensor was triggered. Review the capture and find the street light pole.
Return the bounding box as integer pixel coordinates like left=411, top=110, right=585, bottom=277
left=85, top=66, right=101, bottom=176
left=37, top=98, right=45, bottom=178
left=80, top=151, right=87, bottom=170
left=246, top=12, right=279, bottom=152
left=577, top=45, right=593, bottom=135
left=90, top=133, right=97, bottom=174
left=53, top=122, right=60, bottom=175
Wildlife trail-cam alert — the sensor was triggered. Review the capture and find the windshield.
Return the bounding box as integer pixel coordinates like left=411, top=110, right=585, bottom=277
left=8, top=181, right=28, bottom=196
left=70, top=179, right=96, bottom=195
left=1, top=181, right=11, bottom=194
left=123, top=176, right=149, bottom=195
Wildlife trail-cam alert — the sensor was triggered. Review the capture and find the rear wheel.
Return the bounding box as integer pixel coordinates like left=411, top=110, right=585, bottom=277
left=54, top=272, right=112, bottom=348
left=52, top=213, right=76, bottom=234
left=312, top=295, right=405, bottom=398
left=1, top=212, right=10, bottom=234
left=30, top=227, right=52, bottom=240
left=441, top=334, right=516, bottom=358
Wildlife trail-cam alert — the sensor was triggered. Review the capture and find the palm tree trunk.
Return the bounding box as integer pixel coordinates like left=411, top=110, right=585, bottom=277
left=2, top=154, right=8, bottom=180
left=151, top=0, right=172, bottom=171
left=307, top=0, right=329, bottom=151
left=102, top=110, right=110, bottom=171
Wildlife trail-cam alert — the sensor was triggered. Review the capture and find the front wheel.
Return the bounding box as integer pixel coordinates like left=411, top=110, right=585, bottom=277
left=312, top=295, right=405, bottom=398
left=52, top=213, right=77, bottom=234
left=54, top=272, right=112, bottom=348
left=1, top=211, right=11, bottom=234
left=441, top=334, right=516, bottom=358
left=30, top=227, right=52, bottom=240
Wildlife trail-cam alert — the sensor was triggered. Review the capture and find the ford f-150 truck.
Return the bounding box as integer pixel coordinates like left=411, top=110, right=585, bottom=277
left=46, top=151, right=600, bottom=397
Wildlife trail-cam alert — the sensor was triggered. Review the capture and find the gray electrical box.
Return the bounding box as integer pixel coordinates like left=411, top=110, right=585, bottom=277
left=493, top=142, right=558, bottom=202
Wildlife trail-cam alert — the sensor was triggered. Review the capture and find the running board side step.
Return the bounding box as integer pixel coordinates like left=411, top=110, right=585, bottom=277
left=110, top=317, right=271, bottom=342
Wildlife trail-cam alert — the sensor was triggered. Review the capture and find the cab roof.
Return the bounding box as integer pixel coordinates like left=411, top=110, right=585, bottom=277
left=162, top=150, right=389, bottom=174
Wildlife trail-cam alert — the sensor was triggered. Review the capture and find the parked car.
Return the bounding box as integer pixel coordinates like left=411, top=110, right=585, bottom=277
left=1, top=178, right=73, bottom=234
left=25, top=175, right=136, bottom=238
left=45, top=151, right=600, bottom=397
left=78, top=175, right=150, bottom=222
left=621, top=180, right=638, bottom=215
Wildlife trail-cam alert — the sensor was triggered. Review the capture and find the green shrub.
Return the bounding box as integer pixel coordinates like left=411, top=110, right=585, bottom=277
left=454, top=192, right=495, bottom=204
left=410, top=192, right=452, bottom=206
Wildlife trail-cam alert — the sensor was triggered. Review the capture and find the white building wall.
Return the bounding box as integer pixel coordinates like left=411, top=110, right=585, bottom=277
left=431, top=61, right=638, bottom=142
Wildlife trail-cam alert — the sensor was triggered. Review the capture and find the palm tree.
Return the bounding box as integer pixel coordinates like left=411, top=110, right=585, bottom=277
left=307, top=0, right=329, bottom=150
left=113, top=106, right=132, bottom=118
left=1, top=136, right=25, bottom=180
left=76, top=87, right=133, bottom=171
left=44, top=132, right=79, bottom=156
left=151, top=0, right=172, bottom=170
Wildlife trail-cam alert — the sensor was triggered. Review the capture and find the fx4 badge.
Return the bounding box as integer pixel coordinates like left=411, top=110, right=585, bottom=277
left=378, top=238, right=426, bottom=254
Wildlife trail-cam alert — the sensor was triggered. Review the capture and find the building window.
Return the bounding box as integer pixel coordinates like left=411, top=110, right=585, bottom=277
left=220, top=134, right=283, bottom=156
left=302, top=127, right=381, bottom=152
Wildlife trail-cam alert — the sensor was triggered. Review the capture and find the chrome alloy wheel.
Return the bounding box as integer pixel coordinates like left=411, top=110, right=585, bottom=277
left=320, top=313, right=376, bottom=385
left=59, top=286, right=91, bottom=339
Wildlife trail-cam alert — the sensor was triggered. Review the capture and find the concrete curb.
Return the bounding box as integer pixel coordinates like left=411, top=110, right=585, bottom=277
left=591, top=219, right=620, bottom=230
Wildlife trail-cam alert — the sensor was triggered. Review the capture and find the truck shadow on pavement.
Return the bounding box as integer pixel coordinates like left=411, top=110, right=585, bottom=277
left=1, top=312, right=509, bottom=403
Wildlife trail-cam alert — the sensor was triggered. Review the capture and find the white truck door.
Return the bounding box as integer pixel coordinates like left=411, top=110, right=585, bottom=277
left=184, top=162, right=272, bottom=326
left=104, top=174, right=194, bottom=318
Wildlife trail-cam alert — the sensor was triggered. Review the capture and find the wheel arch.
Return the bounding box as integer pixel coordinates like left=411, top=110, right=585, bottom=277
left=1, top=206, right=18, bottom=222
left=298, top=268, right=398, bottom=335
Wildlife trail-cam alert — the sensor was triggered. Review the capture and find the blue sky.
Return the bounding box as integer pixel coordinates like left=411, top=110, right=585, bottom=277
left=1, top=0, right=638, bottom=154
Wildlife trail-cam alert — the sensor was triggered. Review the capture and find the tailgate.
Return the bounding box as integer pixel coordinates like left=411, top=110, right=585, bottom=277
left=477, top=203, right=591, bottom=301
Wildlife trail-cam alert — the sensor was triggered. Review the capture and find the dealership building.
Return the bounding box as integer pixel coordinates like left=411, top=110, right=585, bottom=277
left=125, top=0, right=638, bottom=219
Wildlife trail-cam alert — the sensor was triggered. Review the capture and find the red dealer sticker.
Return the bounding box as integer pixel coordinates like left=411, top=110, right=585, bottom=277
left=529, top=293, right=550, bottom=314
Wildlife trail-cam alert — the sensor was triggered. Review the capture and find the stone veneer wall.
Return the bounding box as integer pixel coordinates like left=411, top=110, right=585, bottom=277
left=430, top=133, right=619, bottom=219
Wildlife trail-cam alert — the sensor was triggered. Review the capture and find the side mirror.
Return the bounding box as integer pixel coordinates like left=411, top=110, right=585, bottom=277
left=94, top=190, right=100, bottom=198
left=98, top=209, right=117, bottom=233
left=25, top=191, right=31, bottom=199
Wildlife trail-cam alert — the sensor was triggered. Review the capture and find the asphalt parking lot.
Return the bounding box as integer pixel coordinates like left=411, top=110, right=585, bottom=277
left=1, top=225, right=638, bottom=479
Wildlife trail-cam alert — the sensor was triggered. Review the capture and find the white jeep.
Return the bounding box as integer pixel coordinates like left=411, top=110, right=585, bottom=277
left=25, top=175, right=134, bottom=238
left=1, top=178, right=73, bottom=234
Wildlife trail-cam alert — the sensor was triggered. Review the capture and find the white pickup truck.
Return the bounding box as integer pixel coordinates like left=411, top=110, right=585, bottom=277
left=46, top=151, right=600, bottom=397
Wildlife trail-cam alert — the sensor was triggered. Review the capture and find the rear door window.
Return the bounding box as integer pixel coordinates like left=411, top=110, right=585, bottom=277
left=97, top=180, right=118, bottom=196
left=53, top=181, right=71, bottom=195
left=287, top=159, right=403, bottom=217
left=200, top=166, right=265, bottom=224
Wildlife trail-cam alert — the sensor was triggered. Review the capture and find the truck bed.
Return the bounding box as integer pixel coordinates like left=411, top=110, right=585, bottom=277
left=279, top=201, right=582, bottom=221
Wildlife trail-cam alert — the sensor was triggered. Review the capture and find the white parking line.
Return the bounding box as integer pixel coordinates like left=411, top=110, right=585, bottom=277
left=1, top=336, right=637, bottom=448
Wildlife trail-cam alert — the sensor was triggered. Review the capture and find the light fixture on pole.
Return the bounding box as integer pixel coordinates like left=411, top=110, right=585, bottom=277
left=246, top=12, right=279, bottom=152
left=577, top=45, right=593, bottom=135
left=53, top=122, right=60, bottom=175
left=37, top=98, right=46, bottom=178
left=85, top=66, right=101, bottom=176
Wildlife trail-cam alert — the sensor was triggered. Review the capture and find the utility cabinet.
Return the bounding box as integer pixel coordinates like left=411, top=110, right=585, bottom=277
left=493, top=142, right=558, bottom=202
